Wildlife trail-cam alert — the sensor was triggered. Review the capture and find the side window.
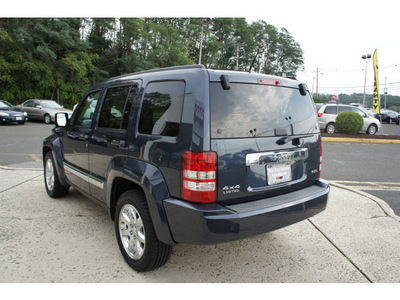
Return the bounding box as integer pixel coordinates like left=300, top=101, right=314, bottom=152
left=352, top=107, right=366, bottom=117
left=338, top=106, right=351, bottom=113
left=138, top=81, right=185, bottom=136
left=23, top=100, right=33, bottom=107
left=324, top=106, right=338, bottom=114
left=98, top=85, right=137, bottom=130
left=74, top=91, right=101, bottom=127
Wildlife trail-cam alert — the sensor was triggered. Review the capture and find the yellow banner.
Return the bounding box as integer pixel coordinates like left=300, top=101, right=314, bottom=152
left=372, top=49, right=380, bottom=114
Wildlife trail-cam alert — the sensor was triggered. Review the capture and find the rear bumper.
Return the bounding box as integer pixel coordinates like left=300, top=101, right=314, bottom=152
left=163, top=179, right=329, bottom=244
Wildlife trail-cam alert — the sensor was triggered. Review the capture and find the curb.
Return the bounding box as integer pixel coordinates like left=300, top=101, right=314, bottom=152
left=0, top=165, right=43, bottom=171
left=322, top=137, right=400, bottom=143
left=329, top=181, right=400, bottom=222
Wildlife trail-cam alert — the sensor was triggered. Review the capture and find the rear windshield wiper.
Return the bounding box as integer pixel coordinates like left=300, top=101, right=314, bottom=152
left=276, top=134, right=314, bottom=145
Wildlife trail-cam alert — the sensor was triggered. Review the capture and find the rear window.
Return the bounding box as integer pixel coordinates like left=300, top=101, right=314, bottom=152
left=210, top=83, right=318, bottom=139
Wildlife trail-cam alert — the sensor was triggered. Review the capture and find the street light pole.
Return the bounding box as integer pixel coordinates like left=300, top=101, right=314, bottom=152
left=362, top=54, right=372, bottom=107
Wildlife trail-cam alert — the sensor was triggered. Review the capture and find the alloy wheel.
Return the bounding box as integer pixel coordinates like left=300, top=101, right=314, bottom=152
left=45, top=157, right=55, bottom=191
left=119, top=204, right=146, bottom=260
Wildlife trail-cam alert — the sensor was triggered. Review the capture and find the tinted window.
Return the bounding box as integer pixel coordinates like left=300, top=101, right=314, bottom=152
left=138, top=81, right=185, bottom=136
left=74, top=91, right=101, bottom=127
left=98, top=85, right=137, bottom=129
left=324, top=106, right=338, bottom=114
left=210, top=83, right=318, bottom=139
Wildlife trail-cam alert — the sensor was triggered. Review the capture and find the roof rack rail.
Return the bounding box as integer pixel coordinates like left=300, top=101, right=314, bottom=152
left=109, top=64, right=206, bottom=81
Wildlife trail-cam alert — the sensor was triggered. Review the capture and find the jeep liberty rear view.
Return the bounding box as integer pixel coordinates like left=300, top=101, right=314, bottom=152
left=43, top=65, right=329, bottom=272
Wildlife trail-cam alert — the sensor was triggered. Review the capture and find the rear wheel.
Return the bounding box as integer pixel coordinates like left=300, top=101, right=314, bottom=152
left=115, top=190, right=172, bottom=272
left=367, top=124, right=377, bottom=135
left=325, top=123, right=335, bottom=134
left=44, top=152, right=69, bottom=197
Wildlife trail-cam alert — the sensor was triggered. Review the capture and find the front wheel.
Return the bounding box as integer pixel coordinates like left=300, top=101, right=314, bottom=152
left=115, top=190, right=172, bottom=272
left=367, top=124, right=377, bottom=135
left=44, top=114, right=52, bottom=124
left=44, top=152, right=69, bottom=197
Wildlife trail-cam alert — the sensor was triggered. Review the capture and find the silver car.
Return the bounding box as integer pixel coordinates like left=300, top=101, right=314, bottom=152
left=316, top=103, right=381, bottom=134
left=17, top=99, right=73, bottom=124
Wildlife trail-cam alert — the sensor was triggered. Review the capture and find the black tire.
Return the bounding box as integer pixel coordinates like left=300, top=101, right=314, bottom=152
left=114, top=190, right=172, bottom=272
left=44, top=114, right=52, bottom=124
left=44, top=152, right=69, bottom=198
left=367, top=124, right=377, bottom=135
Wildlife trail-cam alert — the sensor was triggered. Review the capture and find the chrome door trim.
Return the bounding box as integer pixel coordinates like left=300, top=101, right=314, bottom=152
left=64, top=163, right=104, bottom=189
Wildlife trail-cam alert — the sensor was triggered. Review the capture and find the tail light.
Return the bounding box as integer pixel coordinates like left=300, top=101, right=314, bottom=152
left=182, top=151, right=217, bottom=203
left=317, top=113, right=323, bottom=118
left=319, top=143, right=322, bottom=179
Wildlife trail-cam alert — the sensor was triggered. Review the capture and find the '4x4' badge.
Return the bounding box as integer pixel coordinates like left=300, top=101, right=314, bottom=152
left=222, top=185, right=240, bottom=194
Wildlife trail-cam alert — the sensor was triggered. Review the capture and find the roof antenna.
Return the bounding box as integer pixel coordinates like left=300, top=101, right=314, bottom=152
left=248, top=46, right=261, bottom=73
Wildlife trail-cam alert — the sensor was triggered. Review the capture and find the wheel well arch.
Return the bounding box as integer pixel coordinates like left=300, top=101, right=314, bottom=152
left=42, top=146, right=51, bottom=161
left=109, top=177, right=144, bottom=221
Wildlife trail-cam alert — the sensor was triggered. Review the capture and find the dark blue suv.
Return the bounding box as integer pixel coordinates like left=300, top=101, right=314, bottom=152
left=43, top=65, right=329, bottom=272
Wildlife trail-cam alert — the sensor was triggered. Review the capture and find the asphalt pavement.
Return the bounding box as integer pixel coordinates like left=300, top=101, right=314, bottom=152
left=0, top=166, right=399, bottom=283
left=1, top=122, right=400, bottom=283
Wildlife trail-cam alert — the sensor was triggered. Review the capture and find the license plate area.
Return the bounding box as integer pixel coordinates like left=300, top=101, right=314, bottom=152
left=266, top=163, right=292, bottom=185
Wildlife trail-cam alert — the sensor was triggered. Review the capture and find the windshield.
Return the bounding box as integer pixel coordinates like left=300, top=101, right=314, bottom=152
left=41, top=101, right=62, bottom=109
left=210, top=83, right=319, bottom=139
left=0, top=101, right=13, bottom=109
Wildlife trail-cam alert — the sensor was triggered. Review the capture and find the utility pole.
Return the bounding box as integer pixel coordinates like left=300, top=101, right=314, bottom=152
left=316, top=67, right=320, bottom=98
left=236, top=44, right=239, bottom=70
left=384, top=77, right=388, bottom=109
left=198, top=22, right=204, bottom=65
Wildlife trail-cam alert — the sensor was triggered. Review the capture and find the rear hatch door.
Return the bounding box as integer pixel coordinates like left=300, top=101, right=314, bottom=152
left=209, top=77, right=321, bottom=204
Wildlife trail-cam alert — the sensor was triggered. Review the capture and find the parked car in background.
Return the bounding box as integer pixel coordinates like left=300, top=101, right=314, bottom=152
left=0, top=99, right=28, bottom=125
left=316, top=103, right=381, bottom=134
left=374, top=110, right=399, bottom=124
left=17, top=99, right=73, bottom=124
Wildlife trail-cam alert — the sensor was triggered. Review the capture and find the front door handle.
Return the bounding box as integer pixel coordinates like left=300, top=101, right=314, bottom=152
left=111, top=140, right=126, bottom=147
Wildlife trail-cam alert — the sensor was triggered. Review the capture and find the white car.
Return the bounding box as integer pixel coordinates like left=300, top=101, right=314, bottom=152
left=316, top=103, right=381, bottom=134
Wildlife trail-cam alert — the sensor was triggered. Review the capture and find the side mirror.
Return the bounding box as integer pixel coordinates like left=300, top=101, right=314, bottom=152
left=55, top=112, right=68, bottom=127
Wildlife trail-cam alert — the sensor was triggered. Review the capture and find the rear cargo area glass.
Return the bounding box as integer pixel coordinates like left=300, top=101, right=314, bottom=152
left=210, top=83, right=318, bottom=139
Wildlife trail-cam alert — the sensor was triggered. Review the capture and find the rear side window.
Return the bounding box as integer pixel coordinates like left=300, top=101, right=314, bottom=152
left=98, top=85, right=137, bottom=129
left=338, top=106, right=352, bottom=113
left=210, top=83, right=318, bottom=139
left=138, top=81, right=185, bottom=136
left=324, top=106, right=338, bottom=114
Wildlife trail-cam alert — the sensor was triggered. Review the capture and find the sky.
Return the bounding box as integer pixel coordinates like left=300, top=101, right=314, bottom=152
left=4, top=0, right=400, bottom=99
